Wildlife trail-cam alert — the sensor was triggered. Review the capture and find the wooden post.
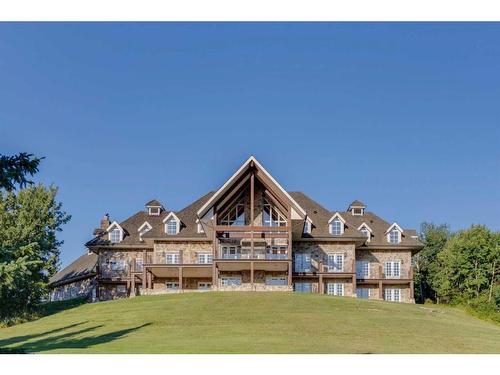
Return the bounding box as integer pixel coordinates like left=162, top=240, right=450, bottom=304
left=319, top=274, right=324, bottom=294
left=410, top=280, right=414, bottom=300
left=287, top=205, right=292, bottom=260
left=179, top=266, right=183, bottom=291
left=131, top=275, right=136, bottom=297
left=250, top=261, right=254, bottom=290
left=142, top=266, right=147, bottom=290
left=352, top=275, right=356, bottom=297
left=288, top=261, right=293, bottom=286
left=147, top=271, right=152, bottom=289
left=250, top=172, right=254, bottom=259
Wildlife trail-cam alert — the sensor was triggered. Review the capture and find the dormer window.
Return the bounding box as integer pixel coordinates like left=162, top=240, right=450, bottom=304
left=328, top=213, right=345, bottom=236
left=145, top=200, right=163, bottom=216
left=163, top=212, right=181, bottom=235
left=347, top=200, right=366, bottom=216
left=389, top=229, right=400, bottom=244
left=107, top=221, right=124, bottom=243
left=386, top=223, right=403, bottom=244
left=357, top=223, right=373, bottom=243
left=110, top=228, right=121, bottom=243
left=148, top=207, right=160, bottom=216
left=352, top=208, right=364, bottom=216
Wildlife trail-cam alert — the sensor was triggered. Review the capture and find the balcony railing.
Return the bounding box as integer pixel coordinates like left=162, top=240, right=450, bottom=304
left=220, top=253, right=288, bottom=260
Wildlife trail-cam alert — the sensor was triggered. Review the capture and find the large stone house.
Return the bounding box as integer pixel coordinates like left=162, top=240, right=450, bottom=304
left=51, top=156, right=423, bottom=303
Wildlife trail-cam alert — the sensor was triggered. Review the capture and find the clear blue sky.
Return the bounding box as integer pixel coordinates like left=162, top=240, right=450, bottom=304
left=1, top=23, right=499, bottom=268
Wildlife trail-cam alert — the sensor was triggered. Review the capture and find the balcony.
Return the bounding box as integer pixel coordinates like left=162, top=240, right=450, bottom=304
left=356, top=265, right=414, bottom=281
left=220, top=252, right=288, bottom=260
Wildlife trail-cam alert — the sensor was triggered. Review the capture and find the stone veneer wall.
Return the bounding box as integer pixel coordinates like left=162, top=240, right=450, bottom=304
left=153, top=242, right=213, bottom=263
left=99, top=283, right=128, bottom=300
left=50, top=277, right=96, bottom=301
left=216, top=270, right=292, bottom=291
left=293, top=241, right=356, bottom=273
left=321, top=277, right=354, bottom=296
left=355, top=249, right=412, bottom=279
left=99, top=250, right=149, bottom=278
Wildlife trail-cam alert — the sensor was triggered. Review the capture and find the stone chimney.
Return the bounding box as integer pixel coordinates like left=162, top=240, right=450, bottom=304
left=100, top=213, right=110, bottom=230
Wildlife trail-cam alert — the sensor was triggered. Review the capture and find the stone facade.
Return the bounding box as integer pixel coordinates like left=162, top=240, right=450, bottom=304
left=293, top=241, right=356, bottom=273
left=98, top=283, right=128, bottom=300
left=50, top=277, right=96, bottom=301
left=153, top=242, right=212, bottom=263
left=217, top=270, right=292, bottom=291
left=99, top=250, right=149, bottom=278
left=355, top=249, right=412, bottom=279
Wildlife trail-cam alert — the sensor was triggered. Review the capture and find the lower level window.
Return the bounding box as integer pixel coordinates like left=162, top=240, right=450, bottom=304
left=384, top=288, right=401, bottom=302
left=294, top=282, right=312, bottom=293
left=221, top=277, right=242, bottom=286
left=165, top=282, right=180, bottom=290
left=198, top=282, right=212, bottom=290
left=327, top=283, right=344, bottom=296
left=116, top=285, right=127, bottom=294
left=356, top=288, right=370, bottom=299
left=265, top=276, right=286, bottom=286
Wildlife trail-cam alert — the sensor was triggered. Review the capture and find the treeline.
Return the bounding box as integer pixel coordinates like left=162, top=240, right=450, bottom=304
left=414, top=222, right=500, bottom=322
left=0, top=153, right=70, bottom=326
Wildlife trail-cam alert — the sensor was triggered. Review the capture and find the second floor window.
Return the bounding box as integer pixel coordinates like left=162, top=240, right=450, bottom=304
left=356, top=260, right=370, bottom=278
left=385, top=261, right=401, bottom=278
left=197, top=253, right=213, bottom=264
left=165, top=253, right=180, bottom=264
left=327, top=253, right=344, bottom=272
left=330, top=218, right=342, bottom=235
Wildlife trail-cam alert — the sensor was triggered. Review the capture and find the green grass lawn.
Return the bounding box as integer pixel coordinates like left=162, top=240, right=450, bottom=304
left=1, top=292, right=499, bottom=353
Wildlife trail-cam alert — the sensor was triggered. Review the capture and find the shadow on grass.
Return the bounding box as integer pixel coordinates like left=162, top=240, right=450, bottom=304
left=38, top=297, right=88, bottom=317
left=0, top=322, right=151, bottom=353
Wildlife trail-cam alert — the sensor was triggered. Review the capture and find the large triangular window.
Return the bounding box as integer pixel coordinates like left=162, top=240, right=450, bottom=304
left=262, top=200, right=287, bottom=227
left=220, top=203, right=245, bottom=226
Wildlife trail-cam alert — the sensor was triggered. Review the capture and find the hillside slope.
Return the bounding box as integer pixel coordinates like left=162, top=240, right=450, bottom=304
left=1, top=292, right=499, bottom=353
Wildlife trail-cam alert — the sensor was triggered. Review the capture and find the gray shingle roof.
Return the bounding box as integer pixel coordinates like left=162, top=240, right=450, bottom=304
left=145, top=199, right=163, bottom=207
left=49, top=252, right=98, bottom=286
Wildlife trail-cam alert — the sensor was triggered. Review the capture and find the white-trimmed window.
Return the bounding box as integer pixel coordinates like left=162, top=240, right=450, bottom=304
left=221, top=277, right=242, bottom=286
left=197, top=253, right=213, bottom=264
left=327, top=253, right=344, bottom=272
left=385, top=288, right=401, bottom=302
left=166, top=219, right=178, bottom=235
left=110, top=259, right=125, bottom=271
left=356, top=288, right=370, bottom=299
left=165, top=282, right=180, bottom=290
left=389, top=229, right=401, bottom=244
left=360, top=227, right=370, bottom=242
left=220, top=204, right=245, bottom=226
left=352, top=208, right=364, bottom=216
left=265, top=277, right=286, bottom=286
left=148, top=207, right=161, bottom=216
left=116, top=285, right=127, bottom=294
left=294, top=282, right=312, bottom=293
left=294, top=253, right=311, bottom=272
left=266, top=246, right=287, bottom=260
left=165, top=252, right=181, bottom=264
left=384, top=261, right=401, bottom=278
left=198, top=282, right=212, bottom=290
left=263, top=201, right=287, bottom=227
left=330, top=218, right=342, bottom=235
left=356, top=260, right=370, bottom=278
left=327, top=283, right=344, bottom=296
left=109, top=228, right=122, bottom=243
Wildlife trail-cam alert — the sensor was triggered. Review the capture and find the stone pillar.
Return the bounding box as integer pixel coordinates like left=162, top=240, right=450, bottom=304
left=379, top=281, right=383, bottom=299
left=250, top=261, right=254, bottom=290
left=288, top=261, right=293, bottom=286
left=131, top=275, right=136, bottom=297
